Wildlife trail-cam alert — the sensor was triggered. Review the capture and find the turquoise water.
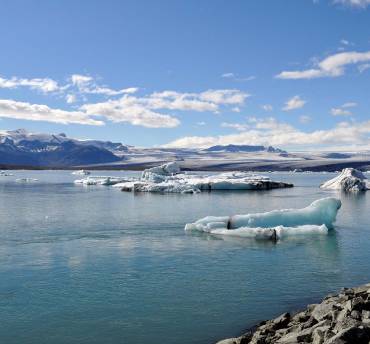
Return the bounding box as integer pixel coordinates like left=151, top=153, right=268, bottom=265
left=1, top=171, right=370, bottom=344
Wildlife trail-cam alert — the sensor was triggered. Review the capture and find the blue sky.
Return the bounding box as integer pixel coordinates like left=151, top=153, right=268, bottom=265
left=0, top=0, right=370, bottom=150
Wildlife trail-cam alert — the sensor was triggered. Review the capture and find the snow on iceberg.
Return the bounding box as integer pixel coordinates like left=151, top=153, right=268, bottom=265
left=141, top=162, right=181, bottom=182
left=71, top=169, right=90, bottom=176
left=195, top=224, right=329, bottom=240
left=74, top=176, right=133, bottom=186
left=115, top=163, right=293, bottom=194
left=321, top=168, right=370, bottom=192
left=185, top=197, right=341, bottom=240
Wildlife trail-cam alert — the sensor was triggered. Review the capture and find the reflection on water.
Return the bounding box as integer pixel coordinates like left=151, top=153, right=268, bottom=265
left=0, top=171, right=369, bottom=344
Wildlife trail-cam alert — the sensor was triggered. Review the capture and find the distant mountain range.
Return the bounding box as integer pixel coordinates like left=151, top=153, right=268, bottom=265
left=204, top=144, right=287, bottom=154
left=0, top=129, right=126, bottom=167
left=3, top=129, right=340, bottom=170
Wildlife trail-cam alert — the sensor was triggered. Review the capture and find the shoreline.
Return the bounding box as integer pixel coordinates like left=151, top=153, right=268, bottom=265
left=217, top=283, right=370, bottom=344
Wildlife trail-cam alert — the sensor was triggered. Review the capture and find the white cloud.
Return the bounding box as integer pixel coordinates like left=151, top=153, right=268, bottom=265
left=299, top=115, right=311, bottom=124
left=330, top=102, right=357, bottom=116
left=196, top=121, right=206, bottom=126
left=80, top=88, right=248, bottom=128
left=0, top=75, right=60, bottom=93
left=261, top=104, right=273, bottom=111
left=333, top=0, right=370, bottom=8
left=221, top=72, right=255, bottom=82
left=0, top=99, right=103, bottom=126
left=163, top=117, right=370, bottom=150
left=276, top=50, right=370, bottom=79
left=342, top=102, right=357, bottom=108
left=71, top=74, right=93, bottom=86
left=199, top=89, right=249, bottom=105
left=81, top=97, right=180, bottom=128
left=358, top=63, right=370, bottom=73
left=221, top=122, right=250, bottom=131
left=70, top=74, right=139, bottom=96
left=221, top=73, right=235, bottom=78
left=66, top=94, right=77, bottom=104
left=331, top=107, right=352, bottom=116
left=282, top=95, right=306, bottom=111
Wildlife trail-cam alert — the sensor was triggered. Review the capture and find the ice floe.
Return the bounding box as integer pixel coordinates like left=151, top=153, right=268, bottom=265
left=74, top=175, right=133, bottom=186
left=185, top=197, right=341, bottom=240
left=0, top=170, right=14, bottom=176
left=71, top=169, right=90, bottom=176
left=321, top=168, right=370, bottom=192
left=114, top=162, right=293, bottom=194
left=15, top=178, right=38, bottom=182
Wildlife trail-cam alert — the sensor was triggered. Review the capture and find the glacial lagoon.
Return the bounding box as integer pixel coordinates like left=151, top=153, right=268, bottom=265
left=1, top=170, right=370, bottom=344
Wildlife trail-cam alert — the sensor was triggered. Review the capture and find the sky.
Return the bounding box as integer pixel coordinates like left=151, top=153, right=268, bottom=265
left=0, top=0, right=370, bottom=151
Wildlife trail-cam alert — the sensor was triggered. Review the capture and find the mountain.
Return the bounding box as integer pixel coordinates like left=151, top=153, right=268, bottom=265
left=0, top=129, right=123, bottom=167
left=204, top=144, right=287, bottom=154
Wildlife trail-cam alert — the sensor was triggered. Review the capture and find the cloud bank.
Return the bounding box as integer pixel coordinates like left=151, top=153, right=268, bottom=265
left=163, top=117, right=370, bottom=150
left=276, top=51, right=370, bottom=79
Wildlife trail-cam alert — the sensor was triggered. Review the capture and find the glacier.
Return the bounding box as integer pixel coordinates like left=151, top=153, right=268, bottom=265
left=321, top=168, right=370, bottom=192
left=114, top=162, right=293, bottom=194
left=185, top=198, right=341, bottom=240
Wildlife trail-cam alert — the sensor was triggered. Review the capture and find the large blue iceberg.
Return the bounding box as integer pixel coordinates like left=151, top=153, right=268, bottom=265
left=185, top=198, right=341, bottom=240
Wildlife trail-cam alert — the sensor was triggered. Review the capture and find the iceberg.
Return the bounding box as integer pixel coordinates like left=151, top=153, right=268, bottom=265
left=185, top=197, right=341, bottom=240
left=15, top=178, right=38, bottom=182
left=192, top=224, right=329, bottom=240
left=74, top=176, right=133, bottom=186
left=71, top=169, right=90, bottom=176
left=141, top=162, right=181, bottom=182
left=0, top=170, right=14, bottom=176
left=115, top=163, right=293, bottom=194
left=320, top=168, right=370, bottom=192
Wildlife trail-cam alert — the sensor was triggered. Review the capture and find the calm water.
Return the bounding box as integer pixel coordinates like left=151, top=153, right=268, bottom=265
left=1, top=170, right=370, bottom=344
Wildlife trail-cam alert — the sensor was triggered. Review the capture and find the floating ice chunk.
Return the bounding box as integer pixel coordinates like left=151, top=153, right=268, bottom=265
left=118, top=180, right=201, bottom=194
left=321, top=168, right=370, bottom=192
left=141, top=162, right=181, bottom=182
left=185, top=197, right=341, bottom=236
left=74, top=176, right=132, bottom=186
left=195, top=224, right=329, bottom=240
left=0, top=170, right=14, bottom=176
left=15, top=178, right=38, bottom=182
left=71, top=169, right=90, bottom=175
left=117, top=166, right=293, bottom=194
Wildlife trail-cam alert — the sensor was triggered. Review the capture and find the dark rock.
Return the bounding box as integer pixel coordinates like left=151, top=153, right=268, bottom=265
left=216, top=283, right=370, bottom=344
left=325, top=326, right=370, bottom=344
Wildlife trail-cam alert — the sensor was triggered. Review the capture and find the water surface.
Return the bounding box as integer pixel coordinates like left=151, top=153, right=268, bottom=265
left=1, top=170, right=370, bottom=344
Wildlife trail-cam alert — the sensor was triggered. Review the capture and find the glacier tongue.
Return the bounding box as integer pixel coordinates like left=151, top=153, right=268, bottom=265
left=185, top=197, right=341, bottom=240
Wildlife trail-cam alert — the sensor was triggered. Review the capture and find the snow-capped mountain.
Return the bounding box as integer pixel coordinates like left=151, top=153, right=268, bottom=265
left=0, top=129, right=124, bottom=167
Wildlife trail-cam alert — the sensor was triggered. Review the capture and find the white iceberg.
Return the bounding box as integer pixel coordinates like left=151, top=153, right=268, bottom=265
left=71, top=169, right=90, bottom=176
left=320, top=168, right=370, bottom=192
left=74, top=176, right=133, bottom=186
left=141, top=162, right=181, bottom=182
left=185, top=197, right=341, bottom=240
left=115, top=163, right=293, bottom=194
left=0, top=170, right=14, bottom=176
left=194, top=224, right=329, bottom=240
left=15, top=178, right=38, bottom=182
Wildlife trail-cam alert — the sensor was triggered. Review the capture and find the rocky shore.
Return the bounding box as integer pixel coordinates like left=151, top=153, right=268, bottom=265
left=217, top=283, right=370, bottom=344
